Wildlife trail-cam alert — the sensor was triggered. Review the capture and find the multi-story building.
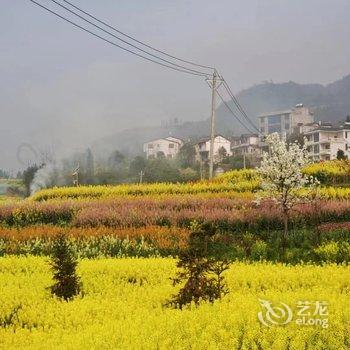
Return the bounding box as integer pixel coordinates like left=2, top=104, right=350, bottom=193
left=258, top=104, right=314, bottom=141
left=143, top=136, right=183, bottom=159
left=304, top=119, right=350, bottom=161
left=194, top=135, right=232, bottom=162
left=231, top=134, right=260, bottom=156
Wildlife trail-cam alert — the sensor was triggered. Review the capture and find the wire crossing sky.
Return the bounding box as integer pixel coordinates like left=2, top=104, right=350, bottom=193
left=29, top=0, right=209, bottom=77
left=0, top=0, right=349, bottom=169
left=29, top=0, right=258, bottom=133
left=60, top=0, right=215, bottom=71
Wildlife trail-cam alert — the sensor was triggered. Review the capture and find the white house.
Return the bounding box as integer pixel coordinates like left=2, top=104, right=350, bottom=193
left=231, top=134, right=260, bottom=156
left=143, top=136, right=183, bottom=159
left=304, top=119, right=350, bottom=161
left=194, top=135, right=232, bottom=162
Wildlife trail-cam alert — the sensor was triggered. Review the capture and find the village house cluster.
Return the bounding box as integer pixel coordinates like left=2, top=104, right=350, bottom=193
left=143, top=104, right=350, bottom=163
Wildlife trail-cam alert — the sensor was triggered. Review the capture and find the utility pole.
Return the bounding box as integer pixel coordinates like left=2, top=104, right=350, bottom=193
left=209, top=70, right=217, bottom=180
left=200, top=159, right=204, bottom=180
left=139, top=170, right=144, bottom=184
left=72, top=163, right=80, bottom=187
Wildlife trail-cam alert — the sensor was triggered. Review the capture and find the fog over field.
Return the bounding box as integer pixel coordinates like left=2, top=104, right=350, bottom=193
left=1, top=0, right=350, bottom=169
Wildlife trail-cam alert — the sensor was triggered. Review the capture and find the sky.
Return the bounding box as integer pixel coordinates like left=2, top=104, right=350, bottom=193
left=1, top=0, right=350, bottom=170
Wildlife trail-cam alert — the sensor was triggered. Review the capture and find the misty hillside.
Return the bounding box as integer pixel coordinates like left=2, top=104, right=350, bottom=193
left=216, top=74, right=350, bottom=135
left=93, top=74, right=350, bottom=156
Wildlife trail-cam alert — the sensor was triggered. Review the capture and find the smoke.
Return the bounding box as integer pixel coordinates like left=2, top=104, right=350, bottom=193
left=30, top=163, right=62, bottom=195
left=29, top=148, right=97, bottom=195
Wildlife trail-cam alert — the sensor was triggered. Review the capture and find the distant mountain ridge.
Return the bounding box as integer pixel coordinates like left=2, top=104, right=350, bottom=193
left=93, top=74, right=350, bottom=156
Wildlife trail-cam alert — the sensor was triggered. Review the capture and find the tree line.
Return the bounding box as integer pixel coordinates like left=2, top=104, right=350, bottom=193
left=13, top=142, right=258, bottom=195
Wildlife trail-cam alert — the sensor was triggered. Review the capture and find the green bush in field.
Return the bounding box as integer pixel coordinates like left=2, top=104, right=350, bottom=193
left=314, top=241, right=350, bottom=263
left=250, top=240, right=268, bottom=261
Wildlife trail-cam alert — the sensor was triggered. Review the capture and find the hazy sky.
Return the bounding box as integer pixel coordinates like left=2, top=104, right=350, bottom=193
left=1, top=0, right=350, bottom=169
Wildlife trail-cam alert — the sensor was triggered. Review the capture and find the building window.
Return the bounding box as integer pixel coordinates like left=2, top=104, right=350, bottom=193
left=148, top=144, right=154, bottom=149
left=267, top=115, right=282, bottom=133
left=313, top=133, right=319, bottom=142
left=284, top=114, right=290, bottom=130
left=268, top=115, right=281, bottom=124
left=345, top=132, right=348, bottom=139
left=169, top=143, right=174, bottom=149
left=314, top=144, right=319, bottom=153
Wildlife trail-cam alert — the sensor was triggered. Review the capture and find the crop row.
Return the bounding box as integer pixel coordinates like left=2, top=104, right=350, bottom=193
left=30, top=182, right=350, bottom=202
left=1, top=197, right=350, bottom=230
left=30, top=180, right=261, bottom=201
left=218, top=160, right=350, bottom=185
left=0, top=223, right=349, bottom=262
left=0, top=225, right=189, bottom=255
left=303, top=160, right=350, bottom=184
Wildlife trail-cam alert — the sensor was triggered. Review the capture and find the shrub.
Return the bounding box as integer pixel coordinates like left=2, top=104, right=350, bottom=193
left=314, top=241, right=350, bottom=263
left=166, top=226, right=230, bottom=309
left=250, top=240, right=268, bottom=261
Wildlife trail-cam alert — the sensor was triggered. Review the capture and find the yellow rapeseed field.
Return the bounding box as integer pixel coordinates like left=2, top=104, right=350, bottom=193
left=30, top=182, right=350, bottom=202
left=30, top=180, right=260, bottom=201
left=0, top=257, right=349, bottom=349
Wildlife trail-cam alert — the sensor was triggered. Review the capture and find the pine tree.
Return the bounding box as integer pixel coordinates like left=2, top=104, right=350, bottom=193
left=50, top=234, right=81, bottom=300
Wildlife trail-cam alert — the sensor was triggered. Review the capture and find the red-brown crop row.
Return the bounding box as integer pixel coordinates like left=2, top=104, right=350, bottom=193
left=0, top=225, right=189, bottom=251
left=1, top=197, right=349, bottom=231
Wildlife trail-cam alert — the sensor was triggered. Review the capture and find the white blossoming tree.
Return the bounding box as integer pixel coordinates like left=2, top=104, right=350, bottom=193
left=257, top=133, right=318, bottom=248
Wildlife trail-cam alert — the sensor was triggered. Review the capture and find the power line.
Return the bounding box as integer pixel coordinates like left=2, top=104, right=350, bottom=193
left=216, top=88, right=256, bottom=134
left=61, top=0, right=214, bottom=71
left=48, top=0, right=209, bottom=76
left=223, top=85, right=259, bottom=133
left=28, top=0, right=209, bottom=77
left=221, top=78, right=260, bottom=133
left=28, top=1, right=259, bottom=140
left=222, top=79, right=257, bottom=129
left=223, top=81, right=260, bottom=133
